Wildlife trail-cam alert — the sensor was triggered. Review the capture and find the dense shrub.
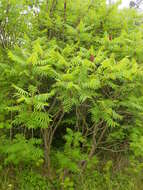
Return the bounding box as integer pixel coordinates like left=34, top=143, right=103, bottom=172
left=0, top=0, right=143, bottom=189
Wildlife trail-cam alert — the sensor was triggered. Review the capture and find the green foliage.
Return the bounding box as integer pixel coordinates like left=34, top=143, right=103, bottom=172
left=0, top=0, right=143, bottom=189
left=18, top=170, right=49, bottom=190
left=56, top=128, right=85, bottom=172
left=0, top=135, right=43, bottom=166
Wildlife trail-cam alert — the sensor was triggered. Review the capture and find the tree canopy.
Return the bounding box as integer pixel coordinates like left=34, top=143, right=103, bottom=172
left=0, top=0, right=143, bottom=189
